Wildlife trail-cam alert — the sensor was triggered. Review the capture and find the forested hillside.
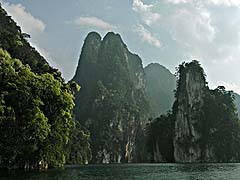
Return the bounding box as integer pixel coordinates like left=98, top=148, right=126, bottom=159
left=2, top=2, right=240, bottom=169
left=0, top=4, right=91, bottom=169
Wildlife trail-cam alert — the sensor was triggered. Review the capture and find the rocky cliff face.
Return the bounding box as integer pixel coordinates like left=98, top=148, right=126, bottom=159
left=145, top=63, right=176, bottom=117
left=72, top=32, right=149, bottom=163
left=173, top=61, right=207, bottom=162
left=72, top=32, right=101, bottom=119
left=172, top=61, right=240, bottom=163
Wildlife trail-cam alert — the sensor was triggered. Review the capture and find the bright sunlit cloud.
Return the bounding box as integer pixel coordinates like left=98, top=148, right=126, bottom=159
left=1, top=1, right=45, bottom=36
left=71, top=16, right=116, bottom=31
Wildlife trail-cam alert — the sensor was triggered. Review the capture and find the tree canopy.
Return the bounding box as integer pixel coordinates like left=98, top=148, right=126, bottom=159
left=0, top=49, right=77, bottom=168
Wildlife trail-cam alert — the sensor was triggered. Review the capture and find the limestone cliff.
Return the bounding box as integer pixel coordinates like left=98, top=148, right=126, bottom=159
left=173, top=60, right=240, bottom=162
left=173, top=61, right=207, bottom=162
left=72, top=32, right=149, bottom=163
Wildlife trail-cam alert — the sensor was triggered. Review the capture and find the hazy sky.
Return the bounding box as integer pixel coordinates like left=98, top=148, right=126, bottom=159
left=1, top=0, right=240, bottom=93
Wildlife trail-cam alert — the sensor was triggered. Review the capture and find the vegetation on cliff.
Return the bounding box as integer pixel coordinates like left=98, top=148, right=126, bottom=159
left=0, top=49, right=72, bottom=168
left=147, top=60, right=240, bottom=162
left=72, top=32, right=149, bottom=163
left=145, top=112, right=174, bottom=162
left=0, top=5, right=91, bottom=169
left=2, top=1, right=240, bottom=167
left=0, top=5, right=51, bottom=75
left=200, top=86, right=240, bottom=162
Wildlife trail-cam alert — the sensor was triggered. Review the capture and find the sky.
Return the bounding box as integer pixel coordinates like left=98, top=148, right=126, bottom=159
left=1, top=0, right=240, bottom=93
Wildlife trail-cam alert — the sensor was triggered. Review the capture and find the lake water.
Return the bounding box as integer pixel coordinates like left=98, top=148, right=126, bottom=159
left=1, top=163, right=240, bottom=180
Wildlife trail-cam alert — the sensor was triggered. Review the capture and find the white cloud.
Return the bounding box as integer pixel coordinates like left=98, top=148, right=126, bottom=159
left=0, top=1, right=60, bottom=69
left=222, top=82, right=240, bottom=94
left=1, top=2, right=45, bottom=36
left=166, top=0, right=188, bottom=4
left=158, top=1, right=240, bottom=91
left=165, top=0, right=240, bottom=7
left=207, top=0, right=240, bottom=7
left=133, top=0, right=160, bottom=26
left=166, top=8, right=216, bottom=45
left=134, top=24, right=162, bottom=48
left=71, top=16, right=116, bottom=30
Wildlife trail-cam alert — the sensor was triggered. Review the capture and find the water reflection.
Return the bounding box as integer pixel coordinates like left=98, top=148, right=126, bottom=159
left=0, top=163, right=240, bottom=180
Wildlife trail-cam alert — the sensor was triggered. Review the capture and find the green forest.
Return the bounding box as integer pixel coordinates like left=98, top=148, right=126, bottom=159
left=1, top=3, right=240, bottom=170
left=0, top=5, right=90, bottom=169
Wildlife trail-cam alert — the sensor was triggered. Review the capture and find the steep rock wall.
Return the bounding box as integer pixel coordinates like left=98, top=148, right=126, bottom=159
left=173, top=61, right=206, bottom=162
left=72, top=32, right=149, bottom=163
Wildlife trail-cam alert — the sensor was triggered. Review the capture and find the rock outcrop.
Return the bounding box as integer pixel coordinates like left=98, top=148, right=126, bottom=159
left=173, top=60, right=240, bottom=163
left=173, top=61, right=207, bottom=162
left=72, top=32, right=149, bottom=163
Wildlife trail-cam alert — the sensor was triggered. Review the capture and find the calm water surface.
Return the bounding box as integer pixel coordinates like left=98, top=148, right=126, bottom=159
left=1, top=163, right=240, bottom=180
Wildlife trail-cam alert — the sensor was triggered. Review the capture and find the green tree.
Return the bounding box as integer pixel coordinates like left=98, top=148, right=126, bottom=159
left=145, top=112, right=174, bottom=162
left=65, top=121, right=92, bottom=164
left=0, top=4, right=53, bottom=75
left=200, top=86, right=240, bottom=162
left=0, top=49, right=75, bottom=169
left=0, top=4, right=92, bottom=169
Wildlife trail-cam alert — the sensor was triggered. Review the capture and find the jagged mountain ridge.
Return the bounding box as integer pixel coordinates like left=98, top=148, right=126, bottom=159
left=72, top=32, right=149, bottom=163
